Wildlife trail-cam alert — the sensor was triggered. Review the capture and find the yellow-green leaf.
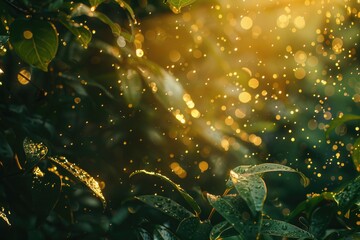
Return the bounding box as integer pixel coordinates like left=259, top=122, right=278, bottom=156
left=114, top=0, right=136, bottom=22
left=10, top=19, right=58, bottom=72
left=165, top=0, right=196, bottom=14
left=89, top=0, right=105, bottom=8
left=59, top=13, right=92, bottom=48
left=325, top=114, right=360, bottom=138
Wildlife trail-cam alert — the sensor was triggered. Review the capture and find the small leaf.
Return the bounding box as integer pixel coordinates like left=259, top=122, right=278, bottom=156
left=121, top=69, right=143, bottom=107
left=351, top=137, right=360, bottom=172
left=114, top=0, right=136, bottom=22
left=0, top=35, right=9, bottom=46
left=23, top=138, right=48, bottom=171
left=10, top=19, right=58, bottom=71
left=153, top=225, right=178, bottom=240
left=0, top=207, right=11, bottom=226
left=207, top=194, right=259, bottom=239
left=230, top=172, right=266, bottom=215
left=334, top=175, right=360, bottom=211
left=72, top=4, right=121, bottom=37
left=261, top=219, right=315, bottom=239
left=89, top=0, right=105, bottom=8
left=165, top=0, right=196, bottom=14
left=176, top=217, right=212, bottom=240
left=135, top=195, right=194, bottom=221
left=48, top=156, right=106, bottom=207
left=325, top=114, right=360, bottom=138
left=130, top=170, right=201, bottom=215
left=59, top=13, right=92, bottom=48
left=210, top=221, right=232, bottom=240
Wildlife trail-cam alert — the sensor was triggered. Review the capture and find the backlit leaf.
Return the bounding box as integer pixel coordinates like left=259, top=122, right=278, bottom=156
left=325, top=114, right=360, bottom=138
left=121, top=69, right=143, bottom=107
left=10, top=19, right=58, bottom=71
left=89, top=0, right=105, bottom=8
left=261, top=219, right=315, bottom=239
left=165, top=0, right=196, bottom=14
left=114, top=0, right=136, bottom=21
left=176, top=217, right=212, bottom=240
left=59, top=13, right=92, bottom=48
left=135, top=195, right=194, bottom=221
left=130, top=170, right=201, bottom=215
left=48, top=156, right=106, bottom=207
left=351, top=137, right=360, bottom=172
left=23, top=138, right=48, bottom=171
left=0, top=207, right=11, bottom=226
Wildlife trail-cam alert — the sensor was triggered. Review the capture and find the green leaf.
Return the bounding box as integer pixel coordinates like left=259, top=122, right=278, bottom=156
left=325, top=114, right=360, bottom=138
left=334, top=175, right=360, bottom=211
left=9, top=19, right=58, bottom=71
left=210, top=221, right=233, bottom=240
left=23, top=138, right=48, bottom=171
left=114, top=0, right=136, bottom=21
left=89, top=0, right=105, bottom=8
left=135, top=195, right=194, bottom=221
left=153, top=225, right=178, bottom=240
left=309, top=205, right=336, bottom=239
left=0, top=207, right=11, bottom=226
left=121, top=69, right=143, bottom=107
left=0, top=36, right=9, bottom=46
left=72, top=4, right=121, bottom=37
left=261, top=219, right=315, bottom=239
left=352, top=137, right=360, bottom=172
left=165, top=0, right=196, bottom=14
left=130, top=170, right=201, bottom=215
left=207, top=194, right=259, bottom=239
left=176, top=217, right=212, bottom=240
left=48, top=156, right=106, bottom=208
left=58, top=13, right=92, bottom=48
left=230, top=163, right=309, bottom=187
left=230, top=172, right=266, bottom=215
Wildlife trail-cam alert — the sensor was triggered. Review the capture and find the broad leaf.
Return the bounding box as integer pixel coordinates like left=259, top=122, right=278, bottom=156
left=176, top=217, right=212, bottom=240
left=230, top=171, right=266, bottom=215
left=352, top=137, right=360, bottom=172
left=59, top=13, right=92, bottom=48
left=135, top=195, right=194, bottom=221
left=48, top=156, right=106, bottom=207
left=261, top=219, right=315, bottom=239
left=309, top=205, right=335, bottom=239
left=325, top=114, right=360, bottom=138
left=130, top=170, right=201, bottom=215
left=153, top=225, right=178, bottom=240
left=10, top=19, right=58, bottom=71
left=334, top=175, right=360, bottom=211
left=72, top=4, right=121, bottom=37
left=210, top=221, right=232, bottom=240
left=121, top=69, right=143, bottom=107
left=165, top=0, right=196, bottom=14
left=89, top=0, right=105, bottom=8
left=207, top=194, right=259, bottom=239
left=23, top=138, right=48, bottom=171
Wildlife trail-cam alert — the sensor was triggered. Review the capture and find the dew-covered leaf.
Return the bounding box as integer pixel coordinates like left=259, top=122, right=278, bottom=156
left=207, top=194, right=259, bottom=239
left=325, top=114, right=360, bottom=138
left=0, top=207, right=11, bottom=226
left=165, top=0, right=196, bottom=14
left=114, top=0, right=136, bottom=21
left=210, top=221, right=233, bottom=240
left=351, top=137, right=360, bottom=172
left=261, top=219, right=315, bottom=239
left=23, top=138, right=48, bottom=171
left=334, top=175, right=360, bottom=211
left=153, top=225, right=178, bottom=240
left=309, top=205, right=335, bottom=239
left=121, top=69, right=143, bottom=107
left=89, top=0, right=105, bottom=8
left=59, top=13, right=92, bottom=48
left=130, top=170, right=201, bottom=215
left=71, top=4, right=121, bottom=37
left=10, top=19, right=58, bottom=71
left=230, top=171, right=266, bottom=215
left=230, top=163, right=309, bottom=187
left=48, top=156, right=106, bottom=207
left=135, top=195, right=194, bottom=221
left=176, top=217, right=212, bottom=240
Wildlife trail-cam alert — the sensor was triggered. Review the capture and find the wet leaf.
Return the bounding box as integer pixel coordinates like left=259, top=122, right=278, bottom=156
left=10, top=19, right=58, bottom=71
left=48, top=156, right=106, bottom=207
left=210, top=221, right=232, bottom=240
left=309, top=205, right=335, bottom=239
left=89, top=0, right=105, bottom=8
left=325, top=114, right=360, bottom=138
left=0, top=207, right=11, bottom=226
left=334, top=175, right=360, bottom=211
left=135, top=195, right=194, bottom=221
left=130, top=170, right=201, bottom=215
left=121, top=69, right=143, bottom=107
left=59, top=13, right=92, bottom=48
left=176, top=217, right=212, bottom=240
left=207, top=194, right=259, bottom=239
left=154, top=225, right=178, bottom=240
left=351, top=137, right=360, bottom=172
left=114, top=0, right=136, bottom=21
left=23, top=138, right=48, bottom=171
left=139, top=228, right=152, bottom=240
left=165, top=0, right=196, bottom=14
left=230, top=163, right=309, bottom=187
left=230, top=171, right=266, bottom=215
left=72, top=4, right=121, bottom=37
left=261, top=219, right=315, bottom=239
